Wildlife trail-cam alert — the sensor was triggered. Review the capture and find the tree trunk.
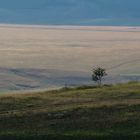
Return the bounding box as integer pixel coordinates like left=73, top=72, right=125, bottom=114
left=98, top=77, right=102, bottom=87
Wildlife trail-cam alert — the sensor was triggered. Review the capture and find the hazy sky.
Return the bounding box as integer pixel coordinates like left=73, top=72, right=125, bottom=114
left=0, top=0, right=140, bottom=25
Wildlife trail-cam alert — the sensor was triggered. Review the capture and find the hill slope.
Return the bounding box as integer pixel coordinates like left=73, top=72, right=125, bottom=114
left=0, top=0, right=140, bottom=25
left=0, top=82, right=139, bottom=139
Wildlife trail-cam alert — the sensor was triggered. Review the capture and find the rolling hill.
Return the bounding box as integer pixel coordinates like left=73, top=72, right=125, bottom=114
left=0, top=82, right=139, bottom=139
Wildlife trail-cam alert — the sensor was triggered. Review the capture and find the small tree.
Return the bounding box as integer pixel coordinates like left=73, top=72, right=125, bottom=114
left=92, top=67, right=107, bottom=87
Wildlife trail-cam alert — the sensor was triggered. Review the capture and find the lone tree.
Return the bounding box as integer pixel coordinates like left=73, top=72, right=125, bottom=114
left=92, top=67, right=107, bottom=87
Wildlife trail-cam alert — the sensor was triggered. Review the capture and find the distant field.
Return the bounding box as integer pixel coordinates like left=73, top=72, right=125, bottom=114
left=0, top=24, right=140, bottom=92
left=0, top=82, right=139, bottom=139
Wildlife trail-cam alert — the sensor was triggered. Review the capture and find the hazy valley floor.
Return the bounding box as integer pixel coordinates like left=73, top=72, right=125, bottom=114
left=0, top=24, right=140, bottom=92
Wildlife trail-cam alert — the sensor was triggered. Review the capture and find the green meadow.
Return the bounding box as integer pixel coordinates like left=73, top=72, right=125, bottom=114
left=0, top=82, right=139, bottom=139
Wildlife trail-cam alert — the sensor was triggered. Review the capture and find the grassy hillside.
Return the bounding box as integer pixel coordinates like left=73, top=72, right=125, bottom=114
left=0, top=82, right=139, bottom=139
